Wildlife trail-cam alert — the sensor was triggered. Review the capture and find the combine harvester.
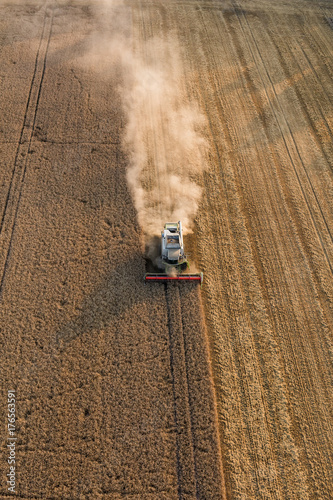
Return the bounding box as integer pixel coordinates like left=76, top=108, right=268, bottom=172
left=144, top=221, right=203, bottom=284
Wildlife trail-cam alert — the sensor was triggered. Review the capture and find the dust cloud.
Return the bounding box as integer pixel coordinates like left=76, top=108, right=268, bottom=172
left=92, top=0, right=208, bottom=239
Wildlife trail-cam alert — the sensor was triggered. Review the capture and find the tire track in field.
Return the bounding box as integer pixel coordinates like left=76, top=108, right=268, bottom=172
left=165, top=283, right=197, bottom=498
left=247, top=15, right=333, bottom=484
left=231, top=3, right=333, bottom=276
left=219, top=6, right=332, bottom=496
left=229, top=3, right=333, bottom=363
left=253, top=11, right=333, bottom=238
left=305, top=13, right=333, bottom=82
left=263, top=18, right=333, bottom=172
left=0, top=4, right=53, bottom=298
left=165, top=282, right=227, bottom=499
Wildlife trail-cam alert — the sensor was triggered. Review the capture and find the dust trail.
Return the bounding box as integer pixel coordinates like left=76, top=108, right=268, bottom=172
left=92, top=0, right=208, bottom=239
left=122, top=35, right=208, bottom=237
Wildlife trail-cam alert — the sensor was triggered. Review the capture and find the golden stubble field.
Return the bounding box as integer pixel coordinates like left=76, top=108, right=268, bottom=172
left=0, top=0, right=332, bottom=499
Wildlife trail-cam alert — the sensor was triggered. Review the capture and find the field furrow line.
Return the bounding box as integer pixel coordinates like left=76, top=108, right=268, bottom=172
left=270, top=12, right=332, bottom=144
left=231, top=5, right=333, bottom=273
left=263, top=17, right=333, bottom=174
left=236, top=10, right=333, bottom=330
left=0, top=10, right=48, bottom=233
left=178, top=283, right=227, bottom=499
left=296, top=41, right=333, bottom=137
left=0, top=4, right=53, bottom=297
left=266, top=26, right=333, bottom=230
left=304, top=14, right=333, bottom=82
left=165, top=283, right=197, bottom=498
left=227, top=4, right=333, bottom=489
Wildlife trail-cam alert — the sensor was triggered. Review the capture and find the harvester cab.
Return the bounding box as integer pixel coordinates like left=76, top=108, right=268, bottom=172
left=145, top=221, right=203, bottom=284
left=161, top=221, right=188, bottom=271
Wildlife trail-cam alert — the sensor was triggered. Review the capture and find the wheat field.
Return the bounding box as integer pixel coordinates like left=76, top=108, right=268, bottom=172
left=0, top=0, right=332, bottom=498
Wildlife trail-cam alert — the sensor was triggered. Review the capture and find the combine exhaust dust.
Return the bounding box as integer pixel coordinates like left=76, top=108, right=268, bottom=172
left=91, top=0, right=208, bottom=256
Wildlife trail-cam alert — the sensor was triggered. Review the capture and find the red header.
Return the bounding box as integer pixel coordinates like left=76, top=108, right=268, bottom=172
left=145, top=276, right=201, bottom=281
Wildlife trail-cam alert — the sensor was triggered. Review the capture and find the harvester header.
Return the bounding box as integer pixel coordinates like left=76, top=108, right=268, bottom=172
left=145, top=272, right=203, bottom=283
